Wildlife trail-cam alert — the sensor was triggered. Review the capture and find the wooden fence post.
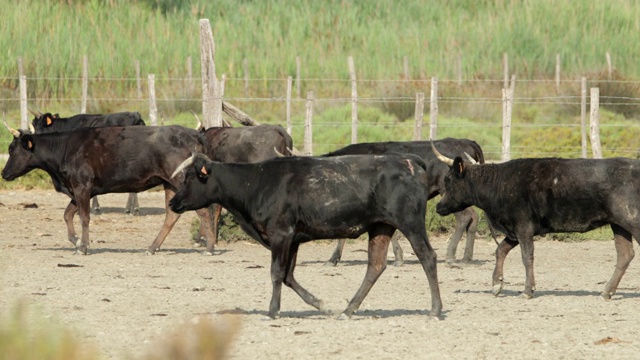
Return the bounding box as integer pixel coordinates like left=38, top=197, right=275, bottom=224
left=590, top=87, right=602, bottom=159
left=304, top=91, right=314, bottom=155
left=606, top=52, right=612, bottom=80
left=20, top=75, right=27, bottom=130
left=413, top=92, right=425, bottom=141
left=135, top=60, right=142, bottom=99
left=81, top=55, right=88, bottom=114
left=501, top=76, right=515, bottom=162
left=555, top=54, right=561, bottom=92
left=243, top=58, right=249, bottom=98
left=429, top=77, right=438, bottom=140
left=403, top=56, right=409, bottom=81
left=148, top=74, right=157, bottom=126
left=503, top=53, right=509, bottom=89
left=186, top=56, right=193, bottom=95
left=348, top=56, right=358, bottom=144
left=456, top=53, right=463, bottom=87
left=580, top=77, right=587, bottom=158
left=286, top=76, right=292, bottom=135
left=199, top=19, right=222, bottom=128
left=296, top=56, right=301, bottom=99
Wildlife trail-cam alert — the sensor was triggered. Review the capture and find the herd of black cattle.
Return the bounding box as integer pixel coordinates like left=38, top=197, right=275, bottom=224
left=2, top=110, right=640, bottom=320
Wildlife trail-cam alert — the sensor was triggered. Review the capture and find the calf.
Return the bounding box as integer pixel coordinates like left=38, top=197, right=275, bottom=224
left=433, top=142, right=640, bottom=300
left=197, top=124, right=293, bottom=254
left=31, top=111, right=146, bottom=214
left=322, top=138, right=493, bottom=266
left=2, top=123, right=214, bottom=255
left=169, top=153, right=442, bottom=319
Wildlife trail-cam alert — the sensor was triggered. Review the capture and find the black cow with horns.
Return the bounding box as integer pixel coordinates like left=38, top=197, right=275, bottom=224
left=30, top=110, right=146, bottom=214
left=432, top=142, right=640, bottom=300
left=2, top=123, right=214, bottom=255
left=169, top=153, right=442, bottom=320
left=321, top=138, right=495, bottom=267
left=195, top=122, right=294, bottom=254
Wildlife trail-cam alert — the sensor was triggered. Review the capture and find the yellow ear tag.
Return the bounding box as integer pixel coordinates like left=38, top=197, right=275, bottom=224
left=458, top=162, right=463, bottom=174
left=200, top=165, right=208, bottom=175
left=28, top=140, right=33, bottom=149
left=46, top=116, right=52, bottom=126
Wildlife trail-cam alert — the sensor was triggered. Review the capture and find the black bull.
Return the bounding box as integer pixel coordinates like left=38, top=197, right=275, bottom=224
left=30, top=111, right=146, bottom=215
left=169, top=153, right=442, bottom=319
left=433, top=144, right=640, bottom=300
left=196, top=124, right=294, bottom=254
left=1, top=125, right=214, bottom=255
left=321, top=138, right=494, bottom=266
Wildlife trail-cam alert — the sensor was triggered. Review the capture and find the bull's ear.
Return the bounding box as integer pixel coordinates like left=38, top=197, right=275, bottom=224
left=453, top=157, right=465, bottom=177
left=193, top=157, right=211, bottom=180
left=45, top=114, right=54, bottom=126
left=20, top=135, right=35, bottom=151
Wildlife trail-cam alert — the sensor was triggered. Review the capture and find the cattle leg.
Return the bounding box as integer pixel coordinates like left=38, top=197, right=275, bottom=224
left=125, top=193, right=139, bottom=215
left=76, top=194, right=92, bottom=255
left=390, top=232, right=404, bottom=266
left=403, top=229, right=442, bottom=319
left=518, top=235, right=535, bottom=299
left=492, top=237, right=519, bottom=296
left=147, top=188, right=182, bottom=255
left=324, top=239, right=347, bottom=266
left=63, top=200, right=79, bottom=247
left=602, top=224, right=635, bottom=300
left=446, top=208, right=472, bottom=265
left=462, top=208, right=479, bottom=262
left=197, top=206, right=216, bottom=255
left=283, top=242, right=328, bottom=314
left=339, top=224, right=393, bottom=320
left=91, top=196, right=100, bottom=214
left=210, top=203, right=223, bottom=247
left=268, top=235, right=295, bottom=319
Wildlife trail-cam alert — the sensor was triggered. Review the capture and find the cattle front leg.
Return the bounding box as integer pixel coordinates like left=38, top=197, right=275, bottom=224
left=462, top=207, right=479, bottom=262
left=125, top=193, right=139, bottom=215
left=492, top=237, right=519, bottom=296
left=339, top=225, right=393, bottom=319
left=390, top=232, right=404, bottom=266
left=602, top=225, right=635, bottom=300
left=63, top=200, right=79, bottom=247
left=324, top=239, right=347, bottom=266
left=91, top=196, right=100, bottom=214
left=147, top=188, right=181, bottom=254
left=284, top=242, right=328, bottom=314
left=446, top=209, right=470, bottom=265
left=75, top=193, right=92, bottom=255
left=197, top=206, right=216, bottom=255
left=519, top=235, right=535, bottom=299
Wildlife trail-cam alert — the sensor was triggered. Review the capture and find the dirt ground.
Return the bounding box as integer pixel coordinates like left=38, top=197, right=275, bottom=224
left=1, top=189, right=640, bottom=359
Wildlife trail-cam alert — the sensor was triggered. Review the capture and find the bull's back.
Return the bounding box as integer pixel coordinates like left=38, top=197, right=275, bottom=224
left=493, top=158, right=640, bottom=233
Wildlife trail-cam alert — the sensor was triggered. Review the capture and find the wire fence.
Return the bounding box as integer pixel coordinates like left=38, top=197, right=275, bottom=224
left=1, top=75, right=640, bottom=160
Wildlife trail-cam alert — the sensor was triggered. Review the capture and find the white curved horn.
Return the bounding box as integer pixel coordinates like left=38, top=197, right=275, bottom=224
left=4, top=121, right=20, bottom=138
left=171, top=154, right=197, bottom=179
left=273, top=147, right=286, bottom=157
left=190, top=110, right=204, bottom=130
left=430, top=140, right=454, bottom=166
left=464, top=152, right=478, bottom=164
left=29, top=123, right=36, bottom=134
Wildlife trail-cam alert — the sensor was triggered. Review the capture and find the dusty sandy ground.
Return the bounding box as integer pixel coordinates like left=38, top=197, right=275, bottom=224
left=1, top=189, right=640, bottom=359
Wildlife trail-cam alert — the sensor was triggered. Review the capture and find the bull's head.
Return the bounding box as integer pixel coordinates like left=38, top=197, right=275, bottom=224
left=431, top=140, right=474, bottom=217
left=1, top=127, right=37, bottom=181
left=30, top=112, right=59, bottom=133
left=169, top=153, right=217, bottom=214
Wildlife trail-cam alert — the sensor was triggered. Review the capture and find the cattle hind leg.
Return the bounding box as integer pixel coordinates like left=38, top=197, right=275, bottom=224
left=402, top=227, right=442, bottom=319
left=338, top=224, right=394, bottom=319
left=324, top=235, right=403, bottom=267
left=324, top=239, right=347, bottom=266
left=125, top=193, right=140, bottom=215
left=63, top=200, right=80, bottom=247
left=147, top=188, right=182, bottom=254
left=602, top=224, right=635, bottom=300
